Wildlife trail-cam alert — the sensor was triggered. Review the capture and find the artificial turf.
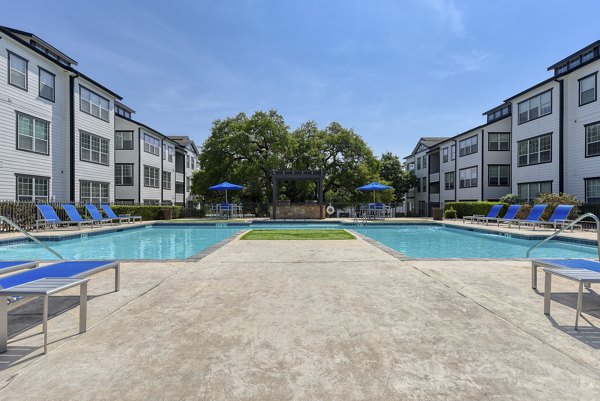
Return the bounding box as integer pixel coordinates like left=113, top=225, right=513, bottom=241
left=240, top=229, right=355, bottom=240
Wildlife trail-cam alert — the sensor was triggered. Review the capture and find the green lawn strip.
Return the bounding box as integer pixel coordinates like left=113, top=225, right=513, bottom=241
left=240, top=229, right=355, bottom=240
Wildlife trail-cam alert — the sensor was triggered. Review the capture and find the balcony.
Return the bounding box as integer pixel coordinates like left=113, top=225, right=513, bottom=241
left=175, top=172, right=184, bottom=183
left=407, top=189, right=415, bottom=198
left=175, top=193, right=184, bottom=203
left=429, top=172, right=440, bottom=183
left=429, top=193, right=440, bottom=203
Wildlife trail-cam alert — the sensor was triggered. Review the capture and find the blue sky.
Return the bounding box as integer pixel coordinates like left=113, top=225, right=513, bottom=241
left=4, top=1, right=600, bottom=158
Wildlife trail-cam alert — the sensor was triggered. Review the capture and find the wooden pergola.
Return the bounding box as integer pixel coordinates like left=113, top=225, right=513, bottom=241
left=271, top=170, right=324, bottom=219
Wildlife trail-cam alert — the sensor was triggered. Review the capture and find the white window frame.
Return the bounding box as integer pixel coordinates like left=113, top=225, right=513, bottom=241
left=517, top=133, right=552, bottom=167
left=143, top=133, right=160, bottom=156
left=79, top=86, right=110, bottom=122
left=16, top=175, right=49, bottom=202
left=162, top=171, right=172, bottom=190
left=488, top=133, right=510, bottom=151
left=144, top=165, right=160, bottom=188
left=115, top=131, right=134, bottom=150
left=17, top=112, right=49, bottom=155
left=80, top=131, right=110, bottom=165
left=80, top=181, right=109, bottom=203
left=459, top=135, right=478, bottom=157
left=451, top=144, right=456, bottom=161
left=518, top=89, right=552, bottom=124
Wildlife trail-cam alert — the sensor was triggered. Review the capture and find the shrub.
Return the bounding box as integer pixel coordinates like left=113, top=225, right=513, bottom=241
left=444, top=208, right=457, bottom=219
left=444, top=202, right=508, bottom=218
left=516, top=203, right=532, bottom=220
left=110, top=205, right=183, bottom=221
left=533, top=192, right=581, bottom=220
left=499, top=194, right=520, bottom=205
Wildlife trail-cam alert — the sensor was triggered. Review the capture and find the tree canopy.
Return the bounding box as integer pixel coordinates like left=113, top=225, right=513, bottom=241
left=192, top=110, right=414, bottom=205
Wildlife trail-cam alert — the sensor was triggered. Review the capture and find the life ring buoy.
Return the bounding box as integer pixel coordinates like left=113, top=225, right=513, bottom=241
left=326, top=205, right=335, bottom=215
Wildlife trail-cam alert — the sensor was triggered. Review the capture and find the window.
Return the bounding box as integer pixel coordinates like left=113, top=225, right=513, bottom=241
left=488, top=165, right=510, bottom=187
left=80, top=86, right=110, bottom=121
left=38, top=68, right=55, bottom=101
left=451, top=145, right=456, bottom=161
left=422, top=177, right=427, bottom=192
left=416, top=177, right=421, bottom=193
left=115, top=131, right=134, bottom=150
left=115, top=105, right=131, bottom=119
left=143, top=133, right=160, bottom=156
left=416, top=157, right=421, bottom=170
left=115, top=164, right=133, bottom=186
left=8, top=51, right=27, bottom=90
left=518, top=181, right=552, bottom=202
left=585, top=178, right=600, bottom=203
left=144, top=165, right=160, bottom=188
left=488, top=133, right=510, bottom=151
left=16, top=176, right=49, bottom=201
left=80, top=181, right=109, bottom=203
left=444, top=172, right=455, bottom=190
left=582, top=50, right=595, bottom=63
left=163, top=171, right=172, bottom=190
left=422, top=155, right=427, bottom=169
left=518, top=89, right=552, bottom=124
left=459, top=135, right=478, bottom=157
left=442, top=147, right=448, bottom=163
left=186, top=154, right=191, bottom=168
left=459, top=167, right=478, bottom=188
left=579, top=73, right=597, bottom=106
left=163, top=145, right=174, bottom=162
left=517, top=134, right=552, bottom=166
left=486, top=105, right=511, bottom=123
left=586, top=122, right=600, bottom=157
left=80, top=131, right=109, bottom=165
left=17, top=113, right=49, bottom=155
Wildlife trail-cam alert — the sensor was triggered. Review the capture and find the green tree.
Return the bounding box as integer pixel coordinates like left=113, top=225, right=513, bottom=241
left=379, top=152, right=418, bottom=202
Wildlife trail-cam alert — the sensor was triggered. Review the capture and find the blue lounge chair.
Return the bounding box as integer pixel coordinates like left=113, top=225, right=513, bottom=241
left=0, top=261, right=37, bottom=275
left=62, top=204, right=100, bottom=229
left=0, top=260, right=120, bottom=353
left=101, top=205, right=142, bottom=223
left=516, top=205, right=572, bottom=231
left=463, top=204, right=503, bottom=224
left=503, top=204, right=547, bottom=228
left=85, top=204, right=122, bottom=225
left=480, top=204, right=521, bottom=225
left=531, top=258, right=600, bottom=289
left=36, top=204, right=86, bottom=231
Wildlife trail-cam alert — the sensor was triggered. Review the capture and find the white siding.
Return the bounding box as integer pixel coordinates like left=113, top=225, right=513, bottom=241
left=73, top=78, right=116, bottom=202
left=438, top=140, right=456, bottom=206
left=510, top=80, right=561, bottom=195
left=482, top=117, right=512, bottom=200
left=114, top=117, right=139, bottom=202
left=162, top=140, right=177, bottom=204
left=455, top=129, right=481, bottom=201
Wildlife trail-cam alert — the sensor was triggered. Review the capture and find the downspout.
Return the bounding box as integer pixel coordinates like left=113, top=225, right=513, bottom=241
left=160, top=138, right=164, bottom=204
left=556, top=78, right=565, bottom=193
left=481, top=129, right=485, bottom=200
left=69, top=73, right=78, bottom=202
left=138, top=128, right=141, bottom=203
left=427, top=153, right=430, bottom=217
left=454, top=140, right=457, bottom=201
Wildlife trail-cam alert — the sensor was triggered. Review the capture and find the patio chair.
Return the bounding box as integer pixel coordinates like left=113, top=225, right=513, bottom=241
left=479, top=204, right=521, bottom=225
left=62, top=204, right=103, bottom=229
left=0, top=261, right=37, bottom=275
left=86, top=204, right=126, bottom=224
left=0, top=260, right=120, bottom=353
left=219, top=202, right=233, bottom=219
left=531, top=258, right=600, bottom=290
left=463, top=204, right=502, bottom=224
left=516, top=205, right=572, bottom=231
left=501, top=204, right=547, bottom=228
left=101, top=204, right=142, bottom=223
left=36, top=204, right=87, bottom=232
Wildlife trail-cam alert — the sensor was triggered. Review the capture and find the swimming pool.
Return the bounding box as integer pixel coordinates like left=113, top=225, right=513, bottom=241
left=0, top=223, right=596, bottom=260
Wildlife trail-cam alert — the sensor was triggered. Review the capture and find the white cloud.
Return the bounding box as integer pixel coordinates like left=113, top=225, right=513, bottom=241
left=421, top=0, right=466, bottom=36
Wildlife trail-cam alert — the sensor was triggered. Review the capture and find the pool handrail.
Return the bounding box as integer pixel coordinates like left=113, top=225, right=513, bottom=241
left=0, top=215, right=64, bottom=260
left=526, top=213, right=600, bottom=259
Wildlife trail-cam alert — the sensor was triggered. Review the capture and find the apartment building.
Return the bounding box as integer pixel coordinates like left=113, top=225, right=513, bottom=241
left=0, top=26, right=121, bottom=203
left=403, top=137, right=448, bottom=216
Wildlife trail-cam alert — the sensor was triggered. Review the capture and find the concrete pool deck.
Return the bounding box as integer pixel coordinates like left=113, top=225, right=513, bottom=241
left=1, top=236, right=600, bottom=400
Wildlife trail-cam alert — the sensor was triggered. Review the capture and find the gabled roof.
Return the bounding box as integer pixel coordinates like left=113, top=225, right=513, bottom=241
left=503, top=77, right=555, bottom=103
left=168, top=136, right=199, bottom=154
left=408, top=137, right=450, bottom=156
left=3, top=26, right=77, bottom=65
left=0, top=25, right=122, bottom=100
left=547, top=40, right=600, bottom=70
left=115, top=114, right=175, bottom=144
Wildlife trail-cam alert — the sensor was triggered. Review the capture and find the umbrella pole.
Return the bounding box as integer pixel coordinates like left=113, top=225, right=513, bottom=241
left=225, top=190, right=228, bottom=203
left=373, top=190, right=376, bottom=203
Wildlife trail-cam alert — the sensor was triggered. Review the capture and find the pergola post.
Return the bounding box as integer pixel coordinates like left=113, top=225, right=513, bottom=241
left=272, top=175, right=278, bottom=220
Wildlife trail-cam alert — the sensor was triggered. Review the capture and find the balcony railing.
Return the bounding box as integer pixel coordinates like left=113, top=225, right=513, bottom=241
left=175, top=194, right=184, bottom=203
left=429, top=172, right=440, bottom=183
left=175, top=173, right=184, bottom=183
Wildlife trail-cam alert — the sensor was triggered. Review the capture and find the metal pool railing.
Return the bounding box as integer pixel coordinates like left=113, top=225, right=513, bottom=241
left=525, top=213, right=600, bottom=259
left=0, top=215, right=64, bottom=260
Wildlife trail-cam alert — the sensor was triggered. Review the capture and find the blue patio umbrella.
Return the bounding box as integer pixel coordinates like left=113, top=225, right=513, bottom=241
left=208, top=182, right=244, bottom=202
left=356, top=181, right=392, bottom=202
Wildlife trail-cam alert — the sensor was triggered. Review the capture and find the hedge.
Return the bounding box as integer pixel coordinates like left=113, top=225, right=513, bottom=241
left=111, top=205, right=183, bottom=221
left=444, top=202, right=508, bottom=219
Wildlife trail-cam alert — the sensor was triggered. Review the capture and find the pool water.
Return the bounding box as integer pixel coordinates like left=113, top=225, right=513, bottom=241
left=0, top=223, right=596, bottom=260
left=352, top=225, right=598, bottom=259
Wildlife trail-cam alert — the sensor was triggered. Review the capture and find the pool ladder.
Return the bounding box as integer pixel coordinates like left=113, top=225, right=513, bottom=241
left=0, top=215, right=64, bottom=260
left=525, top=213, right=600, bottom=259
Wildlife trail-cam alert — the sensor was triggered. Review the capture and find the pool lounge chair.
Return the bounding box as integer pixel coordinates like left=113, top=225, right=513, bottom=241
left=0, top=261, right=38, bottom=275
left=86, top=204, right=125, bottom=225
left=62, top=204, right=105, bottom=229
left=463, top=204, right=503, bottom=224
left=0, top=260, right=120, bottom=353
left=531, top=258, right=600, bottom=289
left=36, top=204, right=88, bottom=232
left=101, top=205, right=142, bottom=223
left=502, top=204, right=547, bottom=228
left=479, top=204, right=521, bottom=225
left=517, top=205, right=575, bottom=231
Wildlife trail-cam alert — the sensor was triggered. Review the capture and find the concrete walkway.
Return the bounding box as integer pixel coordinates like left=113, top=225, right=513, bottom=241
left=1, top=238, right=599, bottom=400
